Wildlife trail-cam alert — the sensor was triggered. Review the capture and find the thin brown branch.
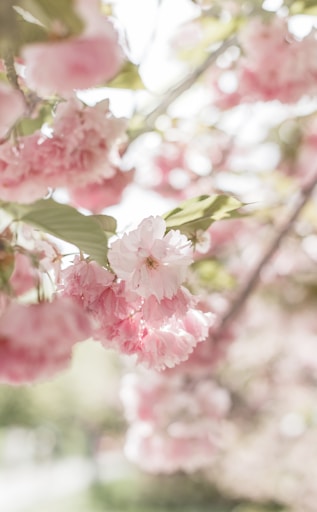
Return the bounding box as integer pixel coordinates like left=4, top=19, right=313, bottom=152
left=215, top=172, right=317, bottom=335
left=145, top=36, right=237, bottom=129
left=127, top=36, right=237, bottom=144
left=3, top=51, right=20, bottom=91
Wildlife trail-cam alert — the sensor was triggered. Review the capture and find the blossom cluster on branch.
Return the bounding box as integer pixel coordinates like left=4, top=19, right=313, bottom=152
left=1, top=1, right=317, bottom=502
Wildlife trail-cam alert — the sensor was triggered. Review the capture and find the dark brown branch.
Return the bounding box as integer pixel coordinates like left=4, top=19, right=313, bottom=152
left=216, top=172, right=317, bottom=334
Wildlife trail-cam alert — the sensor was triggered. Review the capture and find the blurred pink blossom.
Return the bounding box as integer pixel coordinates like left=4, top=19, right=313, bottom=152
left=211, top=17, right=317, bottom=105
left=22, top=13, right=124, bottom=96
left=0, top=99, right=126, bottom=202
left=9, top=253, right=38, bottom=296
left=121, top=372, right=230, bottom=472
left=0, top=83, right=25, bottom=138
left=69, top=167, right=135, bottom=212
left=0, top=298, right=92, bottom=384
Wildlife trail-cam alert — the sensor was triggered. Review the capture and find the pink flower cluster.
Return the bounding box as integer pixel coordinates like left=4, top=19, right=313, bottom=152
left=60, top=216, right=212, bottom=370
left=138, top=133, right=231, bottom=201
left=0, top=83, right=25, bottom=139
left=22, top=0, right=124, bottom=96
left=0, top=298, right=91, bottom=384
left=120, top=371, right=231, bottom=473
left=0, top=226, right=94, bottom=384
left=0, top=98, right=127, bottom=203
left=69, top=165, right=135, bottom=213
left=212, top=17, right=317, bottom=105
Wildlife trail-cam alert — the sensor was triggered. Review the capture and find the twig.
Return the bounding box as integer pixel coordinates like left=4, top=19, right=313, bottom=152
left=3, top=51, right=20, bottom=91
left=215, top=172, right=317, bottom=335
left=145, top=36, right=237, bottom=128
left=128, top=35, right=237, bottom=143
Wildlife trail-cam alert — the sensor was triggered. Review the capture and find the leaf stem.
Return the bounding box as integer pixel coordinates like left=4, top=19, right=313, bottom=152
left=215, top=172, right=317, bottom=335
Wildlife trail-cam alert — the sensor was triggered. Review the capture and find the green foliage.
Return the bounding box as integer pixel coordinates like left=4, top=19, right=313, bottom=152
left=16, top=0, right=84, bottom=36
left=192, top=258, right=236, bottom=291
left=14, top=12, right=49, bottom=50
left=289, top=0, right=317, bottom=14
left=0, top=0, right=84, bottom=57
left=0, top=199, right=112, bottom=266
left=106, top=61, right=145, bottom=90
left=0, top=2, right=20, bottom=57
left=163, top=194, right=243, bottom=239
left=90, top=214, right=117, bottom=237
left=15, top=103, right=53, bottom=136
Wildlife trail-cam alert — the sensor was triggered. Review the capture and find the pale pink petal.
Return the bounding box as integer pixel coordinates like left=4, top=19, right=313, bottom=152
left=0, top=298, right=92, bottom=384
left=23, top=26, right=124, bottom=96
left=108, top=216, right=193, bottom=300
left=0, top=84, right=25, bottom=138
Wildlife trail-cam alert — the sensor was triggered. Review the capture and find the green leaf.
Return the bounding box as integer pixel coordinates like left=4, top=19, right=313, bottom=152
left=163, top=194, right=243, bottom=238
left=15, top=103, right=53, bottom=137
left=0, top=199, right=109, bottom=266
left=16, top=0, right=84, bottom=37
left=0, top=8, right=48, bottom=57
left=106, top=61, right=145, bottom=90
left=90, top=214, right=117, bottom=235
left=289, top=0, right=317, bottom=13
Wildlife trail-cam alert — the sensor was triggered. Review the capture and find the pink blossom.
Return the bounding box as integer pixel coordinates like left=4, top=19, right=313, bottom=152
left=121, top=370, right=231, bottom=473
left=0, top=298, right=92, bottom=384
left=0, top=132, right=50, bottom=202
left=0, top=83, right=25, bottom=138
left=60, top=257, right=115, bottom=311
left=129, top=323, right=197, bottom=370
left=69, top=168, right=135, bottom=213
left=22, top=20, right=124, bottom=96
left=9, top=253, right=38, bottom=296
left=119, top=309, right=212, bottom=371
left=108, top=216, right=193, bottom=300
left=34, top=239, right=63, bottom=283
left=124, top=423, right=217, bottom=473
left=211, top=17, right=317, bottom=105
left=91, top=283, right=210, bottom=371
left=171, top=326, right=234, bottom=375
left=59, top=248, right=212, bottom=371
left=49, top=98, right=127, bottom=187
left=0, top=99, right=127, bottom=202
left=142, top=286, right=192, bottom=324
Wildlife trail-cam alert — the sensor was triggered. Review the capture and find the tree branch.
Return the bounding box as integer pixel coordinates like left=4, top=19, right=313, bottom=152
left=215, top=172, right=317, bottom=335
left=145, top=36, right=237, bottom=129
left=3, top=50, right=20, bottom=91
left=127, top=35, right=237, bottom=144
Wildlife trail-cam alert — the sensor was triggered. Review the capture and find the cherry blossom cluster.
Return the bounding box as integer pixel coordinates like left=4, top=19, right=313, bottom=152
left=0, top=226, right=92, bottom=384
left=0, top=1, right=222, bottom=385
left=0, top=0, right=131, bottom=211
left=120, top=370, right=231, bottom=473
left=211, top=16, right=317, bottom=106
left=60, top=216, right=213, bottom=371
left=136, top=131, right=232, bottom=202
left=22, top=0, right=124, bottom=97
left=0, top=98, right=127, bottom=205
